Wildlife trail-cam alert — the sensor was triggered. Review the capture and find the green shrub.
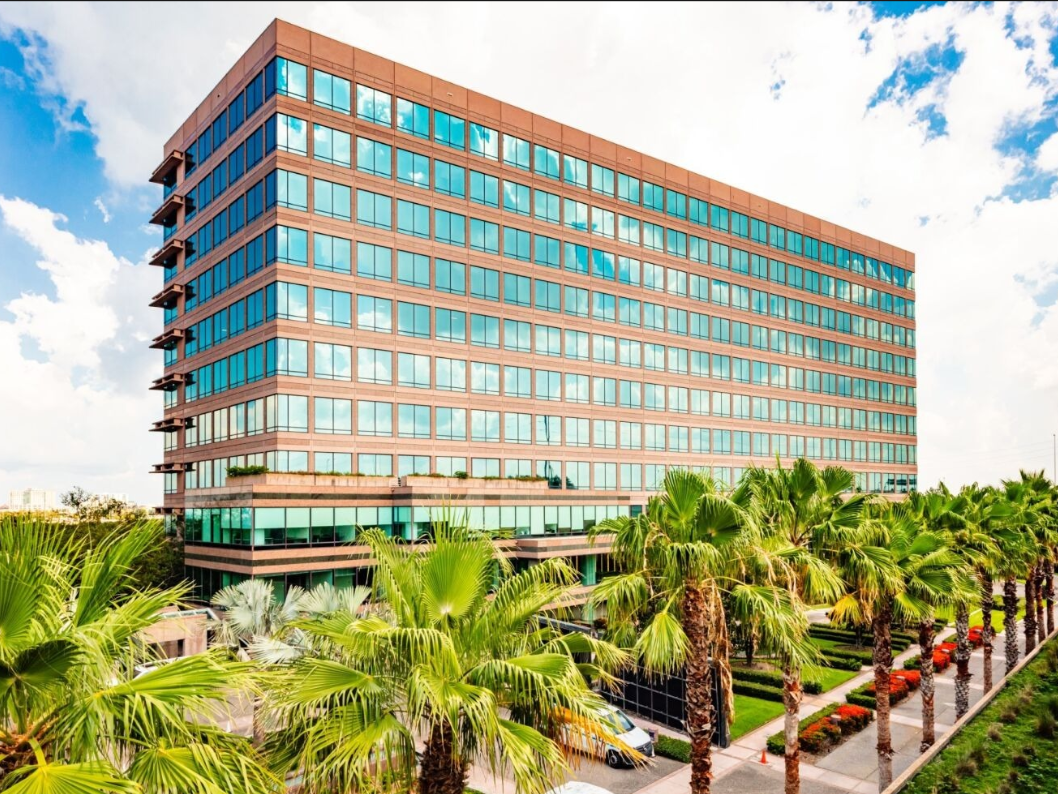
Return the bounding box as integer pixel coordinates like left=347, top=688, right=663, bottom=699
left=655, top=734, right=691, bottom=763
left=1036, top=712, right=1056, bottom=739
left=731, top=667, right=823, bottom=695
left=732, top=680, right=785, bottom=702
left=766, top=703, right=840, bottom=755
left=226, top=464, right=269, bottom=477
left=821, top=653, right=864, bottom=671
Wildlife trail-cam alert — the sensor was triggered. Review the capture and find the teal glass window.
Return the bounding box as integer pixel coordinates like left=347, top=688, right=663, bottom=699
left=502, top=134, right=530, bottom=170
left=469, top=122, right=499, bottom=160
left=534, top=144, right=560, bottom=180
left=434, top=110, right=465, bottom=150
left=313, top=69, right=351, bottom=114
left=356, top=85, right=392, bottom=126
left=396, top=98, right=429, bottom=138
left=563, top=154, right=588, bottom=189
left=397, top=149, right=430, bottom=189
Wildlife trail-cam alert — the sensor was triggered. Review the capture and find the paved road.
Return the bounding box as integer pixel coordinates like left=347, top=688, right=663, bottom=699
left=714, top=764, right=847, bottom=794
left=566, top=755, right=686, bottom=794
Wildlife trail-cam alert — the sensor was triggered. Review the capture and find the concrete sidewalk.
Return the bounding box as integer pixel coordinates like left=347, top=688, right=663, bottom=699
left=641, top=621, right=1036, bottom=794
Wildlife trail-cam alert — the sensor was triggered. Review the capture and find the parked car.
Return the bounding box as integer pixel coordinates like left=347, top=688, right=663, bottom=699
left=560, top=704, right=655, bottom=768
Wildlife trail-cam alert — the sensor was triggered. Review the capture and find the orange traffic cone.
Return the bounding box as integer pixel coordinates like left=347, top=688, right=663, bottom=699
left=760, top=749, right=768, bottom=765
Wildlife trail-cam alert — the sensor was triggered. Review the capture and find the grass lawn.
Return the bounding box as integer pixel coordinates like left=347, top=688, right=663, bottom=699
left=806, top=665, right=860, bottom=692
left=730, top=694, right=785, bottom=740
left=937, top=598, right=1026, bottom=637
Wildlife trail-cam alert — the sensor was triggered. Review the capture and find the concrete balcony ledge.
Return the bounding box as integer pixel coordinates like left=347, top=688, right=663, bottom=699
left=226, top=472, right=400, bottom=488
left=149, top=149, right=184, bottom=184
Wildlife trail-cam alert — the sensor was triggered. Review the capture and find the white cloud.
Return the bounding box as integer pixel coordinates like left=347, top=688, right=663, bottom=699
left=93, top=196, right=111, bottom=223
left=1038, top=132, right=1058, bottom=172
left=1, top=2, right=1058, bottom=493
left=0, top=197, right=159, bottom=503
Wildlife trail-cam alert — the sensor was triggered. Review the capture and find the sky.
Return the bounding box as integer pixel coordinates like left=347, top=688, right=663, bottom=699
left=0, top=1, right=1057, bottom=505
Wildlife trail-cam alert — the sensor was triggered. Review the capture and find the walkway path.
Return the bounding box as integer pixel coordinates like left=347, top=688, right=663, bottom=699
left=638, top=622, right=1032, bottom=794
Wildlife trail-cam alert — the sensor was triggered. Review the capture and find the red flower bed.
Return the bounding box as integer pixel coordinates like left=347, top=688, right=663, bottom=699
left=967, top=626, right=984, bottom=648
left=832, top=704, right=872, bottom=734
left=932, top=650, right=952, bottom=671
left=866, top=677, right=910, bottom=701
left=892, top=669, right=921, bottom=690
left=800, top=718, right=842, bottom=753
left=938, top=642, right=958, bottom=655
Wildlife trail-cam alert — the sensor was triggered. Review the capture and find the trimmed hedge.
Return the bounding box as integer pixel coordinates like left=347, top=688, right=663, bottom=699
left=732, top=667, right=823, bottom=695
left=846, top=677, right=911, bottom=709
left=767, top=703, right=840, bottom=754
left=822, top=647, right=873, bottom=665
left=732, top=680, right=784, bottom=702
left=655, top=734, right=691, bottom=763
left=821, top=652, right=865, bottom=671
left=808, top=623, right=917, bottom=650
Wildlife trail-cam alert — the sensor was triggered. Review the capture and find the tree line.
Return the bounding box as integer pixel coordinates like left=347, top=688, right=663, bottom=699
left=0, top=462, right=1054, bottom=794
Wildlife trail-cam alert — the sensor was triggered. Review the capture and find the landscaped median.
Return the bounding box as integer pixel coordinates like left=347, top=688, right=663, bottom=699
left=765, top=702, right=874, bottom=756
left=845, top=670, right=918, bottom=709
left=899, top=634, right=1058, bottom=794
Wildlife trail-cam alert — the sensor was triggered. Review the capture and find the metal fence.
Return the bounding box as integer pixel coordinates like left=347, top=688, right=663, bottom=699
left=604, top=664, right=729, bottom=748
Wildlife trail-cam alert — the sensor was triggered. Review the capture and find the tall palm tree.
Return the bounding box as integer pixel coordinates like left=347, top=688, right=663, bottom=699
left=269, top=523, right=630, bottom=794
left=1001, top=472, right=1049, bottom=667
left=0, top=517, right=275, bottom=794
left=837, top=505, right=965, bottom=791
left=932, top=486, right=997, bottom=720
left=904, top=489, right=978, bottom=746
left=590, top=469, right=801, bottom=794
left=741, top=459, right=861, bottom=794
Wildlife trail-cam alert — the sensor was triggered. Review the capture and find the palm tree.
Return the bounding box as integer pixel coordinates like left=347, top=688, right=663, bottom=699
left=0, top=516, right=274, bottom=794
left=741, top=459, right=853, bottom=794
left=904, top=489, right=978, bottom=746
left=211, top=578, right=370, bottom=662
left=928, top=486, right=998, bottom=720
left=837, top=505, right=965, bottom=791
left=211, top=578, right=371, bottom=743
left=589, top=469, right=801, bottom=794
left=1001, top=471, right=1049, bottom=667
left=269, top=522, right=630, bottom=794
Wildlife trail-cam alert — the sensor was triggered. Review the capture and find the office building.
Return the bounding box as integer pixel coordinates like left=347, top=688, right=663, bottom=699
left=149, top=20, right=917, bottom=599
left=6, top=488, right=58, bottom=512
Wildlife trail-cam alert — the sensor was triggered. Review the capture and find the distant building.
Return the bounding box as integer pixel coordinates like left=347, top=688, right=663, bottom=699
left=7, top=488, right=58, bottom=512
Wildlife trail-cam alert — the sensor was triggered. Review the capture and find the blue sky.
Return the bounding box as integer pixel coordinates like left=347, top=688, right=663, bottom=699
left=1, top=1, right=1058, bottom=504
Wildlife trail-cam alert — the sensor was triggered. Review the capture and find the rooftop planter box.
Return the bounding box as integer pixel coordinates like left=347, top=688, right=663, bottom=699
left=399, top=475, right=551, bottom=491
left=223, top=471, right=399, bottom=488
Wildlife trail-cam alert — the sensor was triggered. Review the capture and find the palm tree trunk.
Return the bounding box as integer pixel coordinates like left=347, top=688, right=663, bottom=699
left=746, top=632, right=755, bottom=668
left=1004, top=578, right=1019, bottom=673
left=1035, top=563, right=1046, bottom=645
left=420, top=721, right=468, bottom=794
left=782, top=663, right=802, bottom=794
left=873, top=604, right=894, bottom=792
left=1025, top=567, right=1037, bottom=655
left=954, top=604, right=972, bottom=719
left=1046, top=558, right=1055, bottom=636
left=252, top=697, right=266, bottom=745
left=683, top=584, right=715, bottom=794
left=980, top=572, right=994, bottom=693
left=918, top=618, right=936, bottom=752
